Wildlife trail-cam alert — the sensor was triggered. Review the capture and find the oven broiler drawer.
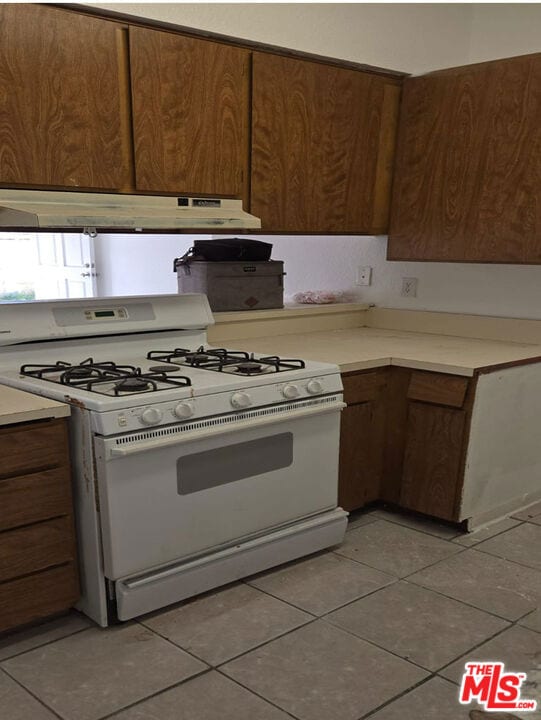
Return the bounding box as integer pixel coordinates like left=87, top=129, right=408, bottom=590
left=94, top=395, right=344, bottom=580
left=114, top=509, right=348, bottom=621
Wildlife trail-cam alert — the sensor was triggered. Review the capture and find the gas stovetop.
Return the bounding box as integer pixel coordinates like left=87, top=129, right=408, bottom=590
left=18, top=346, right=308, bottom=397
left=147, top=346, right=306, bottom=376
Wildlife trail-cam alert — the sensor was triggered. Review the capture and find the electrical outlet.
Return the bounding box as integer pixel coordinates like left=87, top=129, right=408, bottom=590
left=401, top=277, right=418, bottom=297
left=356, top=266, right=372, bottom=286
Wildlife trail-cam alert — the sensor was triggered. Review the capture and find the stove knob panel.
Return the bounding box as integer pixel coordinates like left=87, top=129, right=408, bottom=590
left=174, top=401, right=195, bottom=420
left=140, top=407, right=163, bottom=425
left=231, top=391, right=252, bottom=409
left=282, top=383, right=300, bottom=399
left=306, top=379, right=323, bottom=395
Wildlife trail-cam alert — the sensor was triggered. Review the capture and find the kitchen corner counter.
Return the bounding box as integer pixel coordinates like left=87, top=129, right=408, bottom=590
left=228, top=327, right=541, bottom=376
left=0, top=384, right=71, bottom=426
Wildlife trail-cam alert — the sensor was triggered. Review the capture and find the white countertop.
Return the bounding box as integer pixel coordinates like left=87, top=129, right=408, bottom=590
left=228, top=327, right=541, bottom=376
left=0, top=385, right=70, bottom=427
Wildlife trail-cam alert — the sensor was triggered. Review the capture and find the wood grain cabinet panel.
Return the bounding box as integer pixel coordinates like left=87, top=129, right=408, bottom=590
left=251, top=52, right=401, bottom=233
left=0, top=564, right=79, bottom=635
left=0, top=417, right=79, bottom=632
left=407, top=371, right=469, bottom=408
left=130, top=27, right=250, bottom=199
left=339, top=370, right=387, bottom=511
left=0, top=467, right=72, bottom=532
left=0, top=517, right=75, bottom=583
left=0, top=4, right=131, bottom=190
left=0, top=418, right=69, bottom=478
left=389, top=53, right=541, bottom=263
left=400, top=402, right=466, bottom=521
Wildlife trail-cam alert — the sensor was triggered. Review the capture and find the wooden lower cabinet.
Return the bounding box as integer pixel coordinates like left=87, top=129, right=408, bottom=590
left=339, top=367, right=473, bottom=522
left=338, top=370, right=387, bottom=511
left=400, top=403, right=466, bottom=521
left=0, top=417, right=79, bottom=634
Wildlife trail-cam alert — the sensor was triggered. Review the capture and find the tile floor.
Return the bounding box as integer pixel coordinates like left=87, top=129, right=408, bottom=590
left=1, top=502, right=541, bottom=720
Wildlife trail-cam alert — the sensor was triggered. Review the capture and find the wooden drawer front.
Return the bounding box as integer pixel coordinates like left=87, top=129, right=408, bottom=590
left=0, top=517, right=74, bottom=583
left=0, top=467, right=72, bottom=532
left=0, top=563, right=79, bottom=634
left=0, top=419, right=68, bottom=478
left=342, top=370, right=386, bottom=405
left=407, top=372, right=469, bottom=408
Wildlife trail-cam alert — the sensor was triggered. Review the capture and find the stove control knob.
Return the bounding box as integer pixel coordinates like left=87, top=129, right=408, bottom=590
left=140, top=407, right=163, bottom=425
left=282, top=384, right=300, bottom=399
left=231, top=391, right=252, bottom=409
left=306, top=379, right=323, bottom=395
left=174, top=401, right=194, bottom=420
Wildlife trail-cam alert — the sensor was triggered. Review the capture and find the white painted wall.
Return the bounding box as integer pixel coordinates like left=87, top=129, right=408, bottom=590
left=94, top=234, right=209, bottom=297
left=91, top=2, right=472, bottom=74
left=95, top=233, right=541, bottom=321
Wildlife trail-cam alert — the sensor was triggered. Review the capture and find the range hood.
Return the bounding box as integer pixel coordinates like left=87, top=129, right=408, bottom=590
left=0, top=190, right=261, bottom=232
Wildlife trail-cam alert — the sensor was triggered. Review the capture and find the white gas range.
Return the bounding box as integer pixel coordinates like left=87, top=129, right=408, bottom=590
left=0, top=294, right=347, bottom=626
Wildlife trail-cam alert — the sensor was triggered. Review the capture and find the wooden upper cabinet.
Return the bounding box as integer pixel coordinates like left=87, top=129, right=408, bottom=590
left=389, top=53, right=541, bottom=263
left=129, top=28, right=250, bottom=199
left=251, top=52, right=401, bottom=233
left=0, top=5, right=131, bottom=191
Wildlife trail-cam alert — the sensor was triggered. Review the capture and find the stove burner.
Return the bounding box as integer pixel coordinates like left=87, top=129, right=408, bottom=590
left=148, top=365, right=179, bottom=374
left=235, top=361, right=264, bottom=375
left=185, top=352, right=211, bottom=363
left=67, top=367, right=95, bottom=379
left=115, top=376, right=152, bottom=393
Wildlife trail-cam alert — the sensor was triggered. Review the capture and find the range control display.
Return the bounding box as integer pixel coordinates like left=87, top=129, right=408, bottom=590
left=84, top=307, right=128, bottom=321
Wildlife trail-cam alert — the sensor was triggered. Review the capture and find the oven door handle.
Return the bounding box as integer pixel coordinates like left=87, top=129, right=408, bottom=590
left=108, top=401, right=346, bottom=458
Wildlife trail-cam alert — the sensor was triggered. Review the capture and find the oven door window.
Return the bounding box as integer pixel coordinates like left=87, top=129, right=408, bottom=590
left=177, top=432, right=293, bottom=495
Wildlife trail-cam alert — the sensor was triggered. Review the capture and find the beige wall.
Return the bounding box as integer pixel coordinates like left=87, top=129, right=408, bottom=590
left=91, top=2, right=472, bottom=74
left=468, top=4, right=541, bottom=64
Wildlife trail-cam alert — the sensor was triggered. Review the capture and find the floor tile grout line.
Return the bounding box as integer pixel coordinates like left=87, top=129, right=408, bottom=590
left=142, top=613, right=320, bottom=671
left=214, top=667, right=302, bottom=720
left=471, top=546, right=541, bottom=574
left=347, top=515, right=465, bottom=543
left=357, top=672, right=458, bottom=720
left=98, top=665, right=213, bottom=720
left=366, top=514, right=466, bottom=541
left=245, top=571, right=399, bottom=620
left=435, top=620, right=522, bottom=679
left=213, top=616, right=321, bottom=670
left=402, top=575, right=528, bottom=624
left=451, top=518, right=526, bottom=547
left=0, top=623, right=90, bottom=663
left=135, top=618, right=218, bottom=667
left=332, top=542, right=469, bottom=581
left=315, top=616, right=435, bottom=675
left=0, top=664, right=67, bottom=720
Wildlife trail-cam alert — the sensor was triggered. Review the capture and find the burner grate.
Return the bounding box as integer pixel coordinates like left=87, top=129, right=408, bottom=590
left=147, top=347, right=305, bottom=374
left=20, top=358, right=192, bottom=395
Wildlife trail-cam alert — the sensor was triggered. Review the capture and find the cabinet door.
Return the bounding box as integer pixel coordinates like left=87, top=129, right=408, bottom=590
left=339, top=403, right=382, bottom=511
left=130, top=28, right=250, bottom=199
left=0, top=5, right=131, bottom=190
left=339, top=371, right=387, bottom=511
left=251, top=52, right=401, bottom=233
left=389, top=54, right=541, bottom=263
left=400, top=402, right=466, bottom=520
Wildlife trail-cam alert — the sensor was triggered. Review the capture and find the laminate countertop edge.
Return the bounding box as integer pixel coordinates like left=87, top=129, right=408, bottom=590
left=0, top=385, right=71, bottom=427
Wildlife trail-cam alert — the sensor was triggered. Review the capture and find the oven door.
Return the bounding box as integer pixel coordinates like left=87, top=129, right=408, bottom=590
left=94, top=395, right=345, bottom=580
